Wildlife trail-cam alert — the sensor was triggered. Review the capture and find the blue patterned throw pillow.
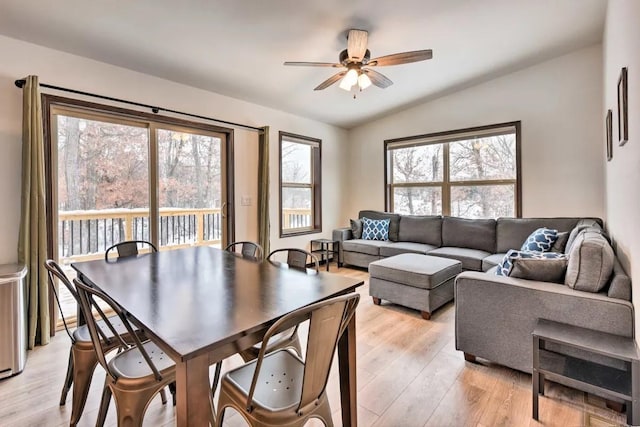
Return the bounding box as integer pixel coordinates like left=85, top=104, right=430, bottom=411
left=361, top=217, right=390, bottom=241
left=520, top=228, right=559, bottom=252
left=496, top=249, right=566, bottom=276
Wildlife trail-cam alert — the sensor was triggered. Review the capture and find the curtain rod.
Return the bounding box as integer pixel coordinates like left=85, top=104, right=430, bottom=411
left=14, top=79, right=263, bottom=132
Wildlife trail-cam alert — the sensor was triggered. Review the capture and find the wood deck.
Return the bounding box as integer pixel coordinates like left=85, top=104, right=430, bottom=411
left=1, top=266, right=626, bottom=426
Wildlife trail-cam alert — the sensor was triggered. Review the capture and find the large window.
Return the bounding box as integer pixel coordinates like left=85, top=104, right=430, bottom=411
left=279, top=132, right=321, bottom=236
left=385, top=122, right=521, bottom=218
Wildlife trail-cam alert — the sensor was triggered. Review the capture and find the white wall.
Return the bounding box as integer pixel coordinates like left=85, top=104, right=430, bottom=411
left=345, top=45, right=604, bottom=221
left=0, top=35, right=348, bottom=263
left=603, top=0, right=640, bottom=338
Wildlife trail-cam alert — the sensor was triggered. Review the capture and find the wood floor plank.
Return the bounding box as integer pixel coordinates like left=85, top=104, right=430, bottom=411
left=0, top=266, right=630, bottom=427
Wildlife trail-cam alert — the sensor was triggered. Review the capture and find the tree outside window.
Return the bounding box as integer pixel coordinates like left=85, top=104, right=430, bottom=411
left=385, top=122, right=521, bottom=219
left=279, top=132, right=321, bottom=236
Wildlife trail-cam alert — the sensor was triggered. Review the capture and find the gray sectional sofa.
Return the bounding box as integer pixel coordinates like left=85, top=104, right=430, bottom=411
left=333, top=210, right=633, bottom=374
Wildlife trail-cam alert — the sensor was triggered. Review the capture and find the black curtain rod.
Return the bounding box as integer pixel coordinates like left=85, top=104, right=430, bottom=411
left=14, top=79, right=263, bottom=132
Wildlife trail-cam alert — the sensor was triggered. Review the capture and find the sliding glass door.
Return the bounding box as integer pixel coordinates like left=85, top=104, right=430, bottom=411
left=47, top=101, right=233, bottom=326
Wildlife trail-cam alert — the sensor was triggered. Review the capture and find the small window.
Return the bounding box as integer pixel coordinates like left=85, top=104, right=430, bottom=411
left=385, top=122, right=521, bottom=218
left=279, top=132, right=321, bottom=236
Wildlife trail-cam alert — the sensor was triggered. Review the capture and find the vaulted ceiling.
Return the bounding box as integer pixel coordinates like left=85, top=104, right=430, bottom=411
left=0, top=0, right=607, bottom=128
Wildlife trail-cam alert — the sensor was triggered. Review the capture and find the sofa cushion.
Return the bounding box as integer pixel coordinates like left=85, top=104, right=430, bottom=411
left=495, top=249, right=567, bottom=276
left=398, top=215, right=442, bottom=247
left=496, top=217, right=582, bottom=253
left=550, top=231, right=569, bottom=253
left=509, top=258, right=568, bottom=284
left=520, top=227, right=558, bottom=252
left=342, top=239, right=388, bottom=256
left=608, top=259, right=632, bottom=301
left=442, top=217, right=496, bottom=253
left=379, top=241, right=436, bottom=257
left=565, top=230, right=614, bottom=293
left=359, top=210, right=401, bottom=241
left=482, top=253, right=507, bottom=272
left=428, top=246, right=490, bottom=271
left=350, top=219, right=362, bottom=239
left=362, top=217, right=390, bottom=241
left=369, top=254, right=461, bottom=290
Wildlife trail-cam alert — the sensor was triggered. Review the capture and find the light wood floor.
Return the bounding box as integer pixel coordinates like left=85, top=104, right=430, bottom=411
left=0, top=266, right=628, bottom=426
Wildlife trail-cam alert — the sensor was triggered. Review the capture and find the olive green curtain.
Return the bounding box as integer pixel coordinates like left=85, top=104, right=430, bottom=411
left=257, top=126, right=270, bottom=256
left=18, top=75, right=50, bottom=348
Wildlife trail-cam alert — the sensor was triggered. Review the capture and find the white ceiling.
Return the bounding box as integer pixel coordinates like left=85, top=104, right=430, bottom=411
left=0, top=0, right=607, bottom=129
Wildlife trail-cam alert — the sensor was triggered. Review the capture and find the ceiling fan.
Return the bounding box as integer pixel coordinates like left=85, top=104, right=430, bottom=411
left=284, top=29, right=433, bottom=93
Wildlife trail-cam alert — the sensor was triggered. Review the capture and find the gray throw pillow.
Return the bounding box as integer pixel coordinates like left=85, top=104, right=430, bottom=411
left=565, top=230, right=614, bottom=292
left=550, top=231, right=569, bottom=253
left=509, top=258, right=568, bottom=284
left=350, top=218, right=362, bottom=239
left=565, top=225, right=589, bottom=254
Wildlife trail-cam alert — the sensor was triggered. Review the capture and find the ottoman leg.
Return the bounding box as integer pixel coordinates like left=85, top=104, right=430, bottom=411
left=464, top=353, right=477, bottom=363
left=421, top=311, right=431, bottom=320
left=372, top=297, right=382, bottom=305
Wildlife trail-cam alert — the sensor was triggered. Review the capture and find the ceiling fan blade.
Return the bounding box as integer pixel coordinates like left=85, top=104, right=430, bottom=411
left=314, top=71, right=347, bottom=90
left=362, top=69, right=393, bottom=88
left=347, top=29, right=368, bottom=61
left=284, top=61, right=342, bottom=67
left=368, top=49, right=433, bottom=66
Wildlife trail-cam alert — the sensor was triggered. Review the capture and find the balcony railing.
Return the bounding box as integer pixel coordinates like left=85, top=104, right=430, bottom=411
left=282, top=208, right=312, bottom=230
left=58, top=207, right=222, bottom=263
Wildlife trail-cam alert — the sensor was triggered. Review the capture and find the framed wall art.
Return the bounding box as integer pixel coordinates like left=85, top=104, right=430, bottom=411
left=606, top=109, right=613, bottom=161
left=617, top=67, right=628, bottom=146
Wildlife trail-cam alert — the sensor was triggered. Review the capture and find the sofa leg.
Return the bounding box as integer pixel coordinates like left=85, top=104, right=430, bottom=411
left=605, top=399, right=625, bottom=413
left=372, top=297, right=382, bottom=305
left=421, top=311, right=431, bottom=320
left=464, top=353, right=477, bottom=363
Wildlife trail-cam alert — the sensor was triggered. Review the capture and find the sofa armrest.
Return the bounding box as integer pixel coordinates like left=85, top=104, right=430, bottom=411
left=332, top=227, right=352, bottom=265
left=455, top=271, right=634, bottom=372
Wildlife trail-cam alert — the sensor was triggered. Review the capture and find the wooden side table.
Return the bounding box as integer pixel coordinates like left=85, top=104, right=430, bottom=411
left=310, top=239, right=340, bottom=271
left=532, top=319, right=639, bottom=425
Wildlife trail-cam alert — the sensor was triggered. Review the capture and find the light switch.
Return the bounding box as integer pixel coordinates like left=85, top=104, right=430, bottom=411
left=241, top=196, right=252, bottom=206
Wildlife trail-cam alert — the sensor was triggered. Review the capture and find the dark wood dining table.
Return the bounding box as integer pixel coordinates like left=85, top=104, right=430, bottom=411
left=72, top=246, right=364, bottom=426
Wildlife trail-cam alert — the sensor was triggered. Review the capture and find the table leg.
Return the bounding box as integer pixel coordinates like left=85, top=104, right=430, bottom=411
left=338, top=314, right=357, bottom=427
left=325, top=244, right=330, bottom=271
left=532, top=336, right=540, bottom=420
left=176, top=353, right=214, bottom=427
left=630, top=360, right=639, bottom=426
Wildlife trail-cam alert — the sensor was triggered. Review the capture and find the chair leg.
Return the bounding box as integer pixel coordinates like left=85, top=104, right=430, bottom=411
left=70, top=346, right=100, bottom=426
left=96, top=380, right=112, bottom=427
left=215, top=406, right=226, bottom=427
left=168, top=382, right=177, bottom=406
left=59, top=349, right=74, bottom=406
left=314, top=395, right=334, bottom=427
left=159, top=388, right=168, bottom=405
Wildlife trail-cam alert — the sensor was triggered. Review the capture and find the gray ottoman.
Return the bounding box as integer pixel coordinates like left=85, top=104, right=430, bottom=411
left=369, top=254, right=462, bottom=320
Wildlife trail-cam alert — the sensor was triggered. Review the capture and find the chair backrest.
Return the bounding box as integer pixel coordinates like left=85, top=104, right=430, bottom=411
left=246, top=293, right=360, bottom=413
left=44, top=259, right=78, bottom=342
left=73, top=277, right=165, bottom=382
left=105, top=240, right=158, bottom=261
left=267, top=248, right=319, bottom=273
left=225, top=241, right=263, bottom=260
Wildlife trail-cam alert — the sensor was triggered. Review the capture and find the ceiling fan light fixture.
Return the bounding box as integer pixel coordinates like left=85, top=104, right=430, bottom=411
left=339, top=68, right=359, bottom=91
left=358, top=72, right=372, bottom=90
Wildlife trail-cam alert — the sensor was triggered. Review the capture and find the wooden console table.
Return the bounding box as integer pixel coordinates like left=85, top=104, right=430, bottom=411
left=532, top=319, right=639, bottom=425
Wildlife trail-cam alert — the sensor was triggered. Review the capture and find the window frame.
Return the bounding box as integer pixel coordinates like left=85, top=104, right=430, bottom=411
left=279, top=131, right=322, bottom=237
left=384, top=121, right=522, bottom=218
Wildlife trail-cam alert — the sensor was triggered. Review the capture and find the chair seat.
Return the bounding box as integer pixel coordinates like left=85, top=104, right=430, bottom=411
left=225, top=349, right=304, bottom=411
left=109, top=341, right=175, bottom=380
left=72, top=315, right=129, bottom=343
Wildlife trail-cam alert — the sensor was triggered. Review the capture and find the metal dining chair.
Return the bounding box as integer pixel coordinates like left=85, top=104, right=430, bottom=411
left=266, top=248, right=319, bottom=274
left=45, top=259, right=161, bottom=426
left=104, top=240, right=158, bottom=260
left=215, top=293, right=360, bottom=427
left=73, top=277, right=178, bottom=427
left=235, top=249, right=320, bottom=363
left=225, top=241, right=264, bottom=261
